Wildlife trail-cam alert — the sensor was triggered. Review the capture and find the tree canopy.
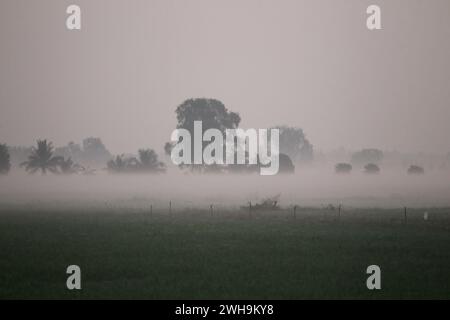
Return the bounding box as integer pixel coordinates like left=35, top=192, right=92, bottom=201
left=20, top=140, right=62, bottom=174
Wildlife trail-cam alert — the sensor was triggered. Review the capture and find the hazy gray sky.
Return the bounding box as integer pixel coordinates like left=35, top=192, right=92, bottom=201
left=1, top=0, right=449, bottom=154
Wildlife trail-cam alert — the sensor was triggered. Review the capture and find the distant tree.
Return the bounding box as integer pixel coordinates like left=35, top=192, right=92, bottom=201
left=364, top=163, right=380, bottom=174
left=278, top=153, right=295, bottom=174
left=20, top=140, right=62, bottom=174
left=164, top=142, right=173, bottom=157
left=275, top=126, right=313, bottom=163
left=59, top=157, right=83, bottom=174
left=82, top=137, right=111, bottom=166
left=107, top=149, right=165, bottom=174
left=352, top=149, right=383, bottom=165
left=7, top=146, right=32, bottom=166
left=0, top=143, right=11, bottom=174
left=407, top=165, right=424, bottom=175
left=227, top=153, right=294, bottom=175
left=335, top=163, right=352, bottom=174
left=137, top=149, right=166, bottom=173
left=107, top=155, right=129, bottom=173
left=54, top=142, right=83, bottom=161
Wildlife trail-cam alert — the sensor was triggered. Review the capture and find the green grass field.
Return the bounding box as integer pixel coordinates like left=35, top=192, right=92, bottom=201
left=1, top=205, right=450, bottom=299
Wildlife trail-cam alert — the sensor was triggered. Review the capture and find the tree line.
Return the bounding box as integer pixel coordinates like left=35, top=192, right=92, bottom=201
left=1, top=98, right=315, bottom=175
left=0, top=97, right=432, bottom=176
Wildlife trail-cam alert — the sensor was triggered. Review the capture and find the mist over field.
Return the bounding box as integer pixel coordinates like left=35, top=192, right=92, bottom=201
left=1, top=166, right=450, bottom=209
left=1, top=0, right=450, bottom=300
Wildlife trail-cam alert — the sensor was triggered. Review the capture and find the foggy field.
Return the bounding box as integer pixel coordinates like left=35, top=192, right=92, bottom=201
left=2, top=167, right=450, bottom=208
left=1, top=170, right=450, bottom=299
left=1, top=204, right=450, bottom=299
left=2, top=0, right=450, bottom=304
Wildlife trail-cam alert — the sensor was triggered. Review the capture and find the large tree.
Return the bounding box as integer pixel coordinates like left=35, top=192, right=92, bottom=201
left=0, top=143, right=11, bottom=174
left=21, top=140, right=63, bottom=174
left=175, top=98, right=240, bottom=135
left=165, top=98, right=241, bottom=172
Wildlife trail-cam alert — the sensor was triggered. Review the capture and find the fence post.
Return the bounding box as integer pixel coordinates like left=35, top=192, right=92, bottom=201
left=169, top=201, right=172, bottom=215
left=338, top=204, right=341, bottom=220
left=249, top=201, right=252, bottom=218
left=210, top=204, right=213, bottom=217
left=293, top=205, right=297, bottom=219
left=150, top=204, right=152, bottom=216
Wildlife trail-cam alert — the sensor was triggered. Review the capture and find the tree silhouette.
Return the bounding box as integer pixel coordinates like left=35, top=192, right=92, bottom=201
left=275, top=126, right=313, bottom=163
left=20, top=140, right=62, bottom=174
left=107, top=149, right=166, bottom=174
left=137, top=149, right=166, bottom=173
left=107, top=155, right=129, bottom=173
left=55, top=141, right=82, bottom=158
left=0, top=143, right=11, bottom=174
left=164, top=142, right=173, bottom=157
left=165, top=98, right=299, bottom=175
left=59, top=157, right=83, bottom=174
left=175, top=98, right=240, bottom=134
left=165, top=98, right=240, bottom=172
left=82, top=137, right=111, bottom=166
left=278, top=153, right=295, bottom=174
left=407, top=165, right=424, bottom=175
left=364, top=163, right=380, bottom=174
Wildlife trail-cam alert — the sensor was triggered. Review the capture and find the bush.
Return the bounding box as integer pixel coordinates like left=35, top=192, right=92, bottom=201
left=407, top=165, right=424, bottom=175
left=335, top=163, right=352, bottom=174
left=364, top=163, right=380, bottom=174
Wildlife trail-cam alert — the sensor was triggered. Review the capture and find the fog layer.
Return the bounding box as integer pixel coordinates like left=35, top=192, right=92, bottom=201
left=1, top=168, right=450, bottom=209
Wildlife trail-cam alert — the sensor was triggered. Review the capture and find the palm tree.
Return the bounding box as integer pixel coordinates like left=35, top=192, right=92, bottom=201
left=21, top=140, right=62, bottom=174
left=0, top=143, right=11, bottom=174
left=59, top=157, right=83, bottom=174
